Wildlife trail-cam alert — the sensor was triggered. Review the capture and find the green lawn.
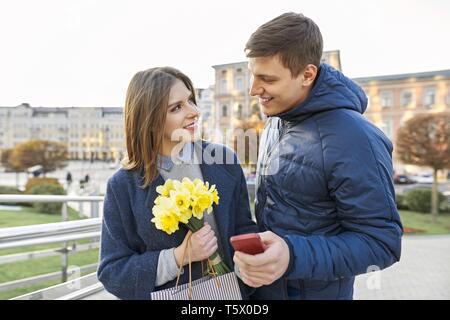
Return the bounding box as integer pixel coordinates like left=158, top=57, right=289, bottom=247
left=0, top=248, right=99, bottom=283
left=0, top=206, right=89, bottom=256
left=0, top=278, right=62, bottom=300
left=0, top=206, right=99, bottom=299
left=0, top=206, right=83, bottom=228
left=399, top=210, right=450, bottom=235
left=0, top=246, right=99, bottom=300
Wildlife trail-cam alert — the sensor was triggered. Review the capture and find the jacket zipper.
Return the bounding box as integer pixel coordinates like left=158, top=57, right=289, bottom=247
left=258, top=119, right=287, bottom=228
left=263, top=119, right=287, bottom=176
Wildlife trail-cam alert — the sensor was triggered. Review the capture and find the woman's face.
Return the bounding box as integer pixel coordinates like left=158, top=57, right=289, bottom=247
left=162, top=78, right=200, bottom=155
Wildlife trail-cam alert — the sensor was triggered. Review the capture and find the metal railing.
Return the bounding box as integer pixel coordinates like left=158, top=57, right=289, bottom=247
left=1, top=264, right=99, bottom=294
left=11, top=272, right=104, bottom=300
left=0, top=242, right=100, bottom=265
left=0, top=195, right=103, bottom=296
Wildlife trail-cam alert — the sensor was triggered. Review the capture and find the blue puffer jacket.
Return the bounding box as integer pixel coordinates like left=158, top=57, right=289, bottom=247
left=255, top=63, right=403, bottom=300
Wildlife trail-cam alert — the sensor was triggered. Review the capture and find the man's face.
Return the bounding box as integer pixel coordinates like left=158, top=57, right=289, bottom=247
left=248, top=55, right=310, bottom=116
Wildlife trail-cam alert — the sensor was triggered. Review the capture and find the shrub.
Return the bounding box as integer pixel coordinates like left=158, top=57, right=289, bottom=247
left=28, top=183, right=66, bottom=215
left=25, top=178, right=61, bottom=194
left=0, top=185, right=23, bottom=206
left=404, top=188, right=447, bottom=213
left=395, top=193, right=409, bottom=210
left=0, top=186, right=22, bottom=195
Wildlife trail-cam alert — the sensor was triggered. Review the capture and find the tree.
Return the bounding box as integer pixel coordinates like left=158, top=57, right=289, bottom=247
left=232, top=114, right=266, bottom=171
left=9, top=140, right=69, bottom=176
left=1, top=148, right=20, bottom=171
left=396, top=112, right=450, bottom=223
left=1, top=148, right=23, bottom=187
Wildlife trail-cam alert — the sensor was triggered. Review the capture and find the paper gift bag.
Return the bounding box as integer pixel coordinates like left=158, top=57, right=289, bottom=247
left=151, top=272, right=242, bottom=300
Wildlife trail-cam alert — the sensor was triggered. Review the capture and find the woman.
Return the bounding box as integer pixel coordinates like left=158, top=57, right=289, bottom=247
left=97, top=67, right=274, bottom=300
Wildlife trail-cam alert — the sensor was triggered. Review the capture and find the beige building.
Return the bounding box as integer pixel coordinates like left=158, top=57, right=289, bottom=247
left=195, top=86, right=214, bottom=137
left=321, top=50, right=342, bottom=71
left=0, top=104, right=124, bottom=161
left=211, top=61, right=259, bottom=141
left=353, top=69, right=450, bottom=173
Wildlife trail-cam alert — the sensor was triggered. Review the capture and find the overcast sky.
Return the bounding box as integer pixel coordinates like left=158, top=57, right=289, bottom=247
left=0, top=0, right=449, bottom=108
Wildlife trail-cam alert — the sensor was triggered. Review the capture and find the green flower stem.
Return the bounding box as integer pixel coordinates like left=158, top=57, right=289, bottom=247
left=207, top=251, right=231, bottom=275
left=185, top=217, right=231, bottom=275
left=186, top=216, right=204, bottom=231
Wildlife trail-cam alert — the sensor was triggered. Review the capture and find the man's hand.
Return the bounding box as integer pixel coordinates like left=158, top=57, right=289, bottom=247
left=233, top=231, right=290, bottom=287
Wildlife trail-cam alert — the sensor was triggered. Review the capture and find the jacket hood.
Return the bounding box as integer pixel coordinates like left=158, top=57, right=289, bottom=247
left=277, top=63, right=368, bottom=122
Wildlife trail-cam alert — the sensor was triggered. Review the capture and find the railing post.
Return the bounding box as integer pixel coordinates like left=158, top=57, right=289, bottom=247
left=78, top=202, right=84, bottom=217
left=61, top=202, right=69, bottom=283
left=90, top=201, right=99, bottom=244
left=90, top=202, right=98, bottom=218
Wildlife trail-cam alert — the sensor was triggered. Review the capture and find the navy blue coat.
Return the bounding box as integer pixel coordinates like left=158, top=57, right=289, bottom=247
left=97, top=142, right=261, bottom=300
left=255, top=64, right=403, bottom=299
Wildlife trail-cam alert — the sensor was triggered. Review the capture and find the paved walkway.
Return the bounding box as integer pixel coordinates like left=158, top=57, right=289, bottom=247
left=85, top=235, right=450, bottom=300
left=354, top=235, right=450, bottom=300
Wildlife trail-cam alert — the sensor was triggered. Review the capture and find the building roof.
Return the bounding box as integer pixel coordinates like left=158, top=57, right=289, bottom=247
left=102, top=107, right=123, bottom=116
left=212, top=61, right=248, bottom=69
left=352, top=69, right=450, bottom=84
left=212, top=51, right=342, bottom=69
left=32, top=107, right=68, bottom=116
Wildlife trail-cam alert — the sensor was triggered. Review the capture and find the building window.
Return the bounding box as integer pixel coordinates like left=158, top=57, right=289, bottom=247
left=380, top=90, right=393, bottom=108
left=235, top=77, right=243, bottom=91
left=424, top=87, right=436, bottom=108
left=236, top=104, right=243, bottom=119
left=401, top=90, right=414, bottom=108
left=222, top=105, right=228, bottom=117
left=380, top=119, right=393, bottom=140
left=220, top=79, right=227, bottom=94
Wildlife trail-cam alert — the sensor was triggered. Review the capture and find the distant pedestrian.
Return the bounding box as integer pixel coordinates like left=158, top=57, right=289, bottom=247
left=84, top=174, right=90, bottom=184
left=66, top=172, right=72, bottom=187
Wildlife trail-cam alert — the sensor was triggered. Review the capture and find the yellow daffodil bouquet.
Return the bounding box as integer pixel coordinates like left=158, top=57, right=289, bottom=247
left=151, top=177, right=231, bottom=276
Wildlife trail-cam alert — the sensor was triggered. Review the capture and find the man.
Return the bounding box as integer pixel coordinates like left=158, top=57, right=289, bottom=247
left=234, top=12, right=403, bottom=300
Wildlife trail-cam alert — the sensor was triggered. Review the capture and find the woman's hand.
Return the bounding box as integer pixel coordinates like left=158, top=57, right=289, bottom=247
left=174, top=223, right=218, bottom=267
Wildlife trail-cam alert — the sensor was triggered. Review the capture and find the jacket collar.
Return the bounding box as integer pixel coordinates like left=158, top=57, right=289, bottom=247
left=277, top=63, right=368, bottom=123
left=157, top=142, right=196, bottom=172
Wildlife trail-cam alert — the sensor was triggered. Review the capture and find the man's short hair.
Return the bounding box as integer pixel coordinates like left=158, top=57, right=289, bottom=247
left=245, top=12, right=323, bottom=77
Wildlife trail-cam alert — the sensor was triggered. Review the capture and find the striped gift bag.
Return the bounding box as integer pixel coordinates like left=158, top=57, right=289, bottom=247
left=151, top=272, right=242, bottom=300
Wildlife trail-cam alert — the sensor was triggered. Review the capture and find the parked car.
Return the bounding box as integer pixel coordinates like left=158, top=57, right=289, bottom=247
left=411, top=173, right=434, bottom=184
left=394, top=174, right=416, bottom=185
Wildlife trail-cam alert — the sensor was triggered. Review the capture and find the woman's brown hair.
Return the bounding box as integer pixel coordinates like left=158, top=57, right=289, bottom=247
left=121, top=67, right=197, bottom=188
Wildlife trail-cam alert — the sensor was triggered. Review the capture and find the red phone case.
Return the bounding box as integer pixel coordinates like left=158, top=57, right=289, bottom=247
left=230, top=233, right=266, bottom=255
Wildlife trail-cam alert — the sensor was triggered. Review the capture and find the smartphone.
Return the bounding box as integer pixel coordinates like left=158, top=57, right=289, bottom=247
left=230, top=233, right=266, bottom=255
